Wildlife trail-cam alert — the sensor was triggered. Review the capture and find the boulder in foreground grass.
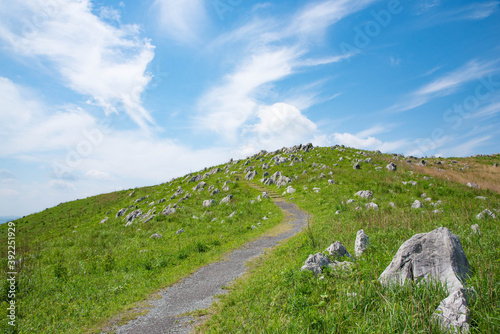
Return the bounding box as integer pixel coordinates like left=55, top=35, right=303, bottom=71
left=379, top=227, right=472, bottom=333
left=379, top=227, right=470, bottom=292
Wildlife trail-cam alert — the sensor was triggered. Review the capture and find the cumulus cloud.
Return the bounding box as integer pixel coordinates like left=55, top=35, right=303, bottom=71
left=0, top=0, right=155, bottom=130
left=252, top=103, right=317, bottom=149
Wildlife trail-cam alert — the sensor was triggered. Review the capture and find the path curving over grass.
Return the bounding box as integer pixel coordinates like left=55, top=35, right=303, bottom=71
left=114, top=197, right=308, bottom=333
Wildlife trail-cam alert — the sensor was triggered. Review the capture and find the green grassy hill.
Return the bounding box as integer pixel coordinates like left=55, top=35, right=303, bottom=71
left=1, top=145, right=499, bottom=333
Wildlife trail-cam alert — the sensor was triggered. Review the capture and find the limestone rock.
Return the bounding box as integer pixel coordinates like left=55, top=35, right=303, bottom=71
left=116, top=208, right=127, bottom=218
left=203, top=199, right=215, bottom=207
left=355, top=229, right=369, bottom=257
left=433, top=288, right=470, bottom=333
left=379, top=227, right=470, bottom=293
left=476, top=209, right=495, bottom=219
left=353, top=162, right=361, bottom=170
left=471, top=224, right=480, bottom=234
left=328, top=179, right=335, bottom=185
left=301, top=253, right=332, bottom=275
left=326, top=241, right=352, bottom=259
left=466, top=182, right=479, bottom=189
left=262, top=192, right=269, bottom=199
left=386, top=162, right=397, bottom=171
left=355, top=190, right=373, bottom=199
left=365, top=202, right=379, bottom=210
left=150, top=233, right=162, bottom=239
left=220, top=195, right=233, bottom=204
left=245, top=170, right=257, bottom=180
left=412, top=200, right=423, bottom=209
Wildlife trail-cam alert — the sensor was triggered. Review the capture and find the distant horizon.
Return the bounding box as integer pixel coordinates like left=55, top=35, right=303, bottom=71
left=1, top=0, right=499, bottom=218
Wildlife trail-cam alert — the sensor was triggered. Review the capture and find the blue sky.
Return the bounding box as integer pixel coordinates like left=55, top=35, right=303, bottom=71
left=0, top=0, right=499, bottom=217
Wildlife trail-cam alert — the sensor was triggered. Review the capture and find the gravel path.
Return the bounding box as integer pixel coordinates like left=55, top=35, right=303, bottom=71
left=115, top=200, right=307, bottom=334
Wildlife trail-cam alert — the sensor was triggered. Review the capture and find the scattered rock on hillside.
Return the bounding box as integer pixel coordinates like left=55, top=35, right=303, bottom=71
left=328, top=179, right=335, bottom=185
left=365, top=202, right=379, bottom=210
left=412, top=200, right=423, bottom=209
left=286, top=186, right=296, bottom=194
left=228, top=211, right=236, bottom=218
left=162, top=205, right=176, bottom=215
left=203, top=199, right=215, bottom=207
left=126, top=209, right=143, bottom=222
left=379, top=227, right=470, bottom=293
left=476, top=209, right=495, bottom=219
left=355, top=230, right=369, bottom=257
left=245, top=170, right=257, bottom=180
left=262, top=192, right=269, bottom=199
left=193, top=181, right=206, bottom=191
left=355, top=190, right=373, bottom=199
left=471, top=224, right=480, bottom=234
left=301, top=253, right=332, bottom=275
left=326, top=241, right=352, bottom=259
left=210, top=188, right=220, bottom=196
left=100, top=217, right=108, bottom=224
left=475, top=196, right=486, bottom=200
left=466, top=182, right=480, bottom=189
left=313, top=187, right=321, bottom=193
left=150, top=233, right=162, bottom=239
left=116, top=208, right=127, bottom=218
left=346, top=199, right=355, bottom=204
left=353, top=162, right=361, bottom=170
left=220, top=195, right=233, bottom=204
left=386, top=162, right=397, bottom=171
left=389, top=202, right=395, bottom=208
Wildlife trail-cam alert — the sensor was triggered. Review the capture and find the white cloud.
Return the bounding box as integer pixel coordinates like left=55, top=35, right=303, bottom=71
left=250, top=103, right=317, bottom=150
left=154, top=0, right=208, bottom=44
left=444, top=1, right=498, bottom=21
left=446, top=135, right=493, bottom=157
left=331, top=125, right=408, bottom=153
left=0, top=0, right=155, bottom=130
left=0, top=77, right=96, bottom=156
left=85, top=169, right=113, bottom=181
left=0, top=189, right=21, bottom=197
left=391, top=59, right=499, bottom=112
left=49, top=180, right=76, bottom=191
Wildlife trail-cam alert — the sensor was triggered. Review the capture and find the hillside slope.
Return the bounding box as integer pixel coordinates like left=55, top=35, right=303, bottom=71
left=1, top=144, right=499, bottom=333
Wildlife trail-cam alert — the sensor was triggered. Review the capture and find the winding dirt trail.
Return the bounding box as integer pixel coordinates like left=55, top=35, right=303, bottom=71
left=114, top=195, right=307, bottom=334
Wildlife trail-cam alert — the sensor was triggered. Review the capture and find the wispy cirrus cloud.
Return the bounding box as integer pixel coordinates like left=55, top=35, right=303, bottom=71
left=390, top=59, right=499, bottom=113
left=198, top=0, right=377, bottom=142
left=0, top=0, right=155, bottom=130
left=415, top=1, right=499, bottom=27
left=153, top=0, right=208, bottom=44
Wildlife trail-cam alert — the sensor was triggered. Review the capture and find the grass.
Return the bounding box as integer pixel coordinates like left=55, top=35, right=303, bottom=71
left=195, top=146, right=500, bottom=333
left=0, top=165, right=283, bottom=333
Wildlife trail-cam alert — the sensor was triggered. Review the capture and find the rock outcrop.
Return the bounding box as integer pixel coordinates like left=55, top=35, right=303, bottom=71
left=355, top=229, right=369, bottom=257
left=379, top=227, right=472, bottom=332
